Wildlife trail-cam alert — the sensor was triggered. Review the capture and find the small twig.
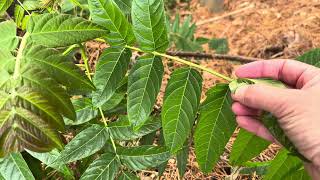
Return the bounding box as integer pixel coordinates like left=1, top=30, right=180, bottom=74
left=196, top=4, right=255, bottom=26
left=166, top=51, right=263, bottom=63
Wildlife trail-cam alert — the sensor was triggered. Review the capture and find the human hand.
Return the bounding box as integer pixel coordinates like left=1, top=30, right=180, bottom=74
left=231, top=59, right=320, bottom=178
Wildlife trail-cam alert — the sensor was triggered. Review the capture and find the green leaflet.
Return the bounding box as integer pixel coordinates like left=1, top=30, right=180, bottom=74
left=64, top=98, right=98, bottom=126
left=127, top=55, right=164, bottom=130
left=283, top=169, right=311, bottom=180
left=27, top=13, right=108, bottom=47
left=177, top=144, right=188, bottom=177
left=264, top=149, right=303, bottom=180
left=108, top=116, right=161, bottom=141
left=101, top=76, right=127, bottom=111
left=59, top=124, right=109, bottom=163
left=88, top=0, right=135, bottom=46
left=229, top=78, right=308, bottom=161
left=140, top=131, right=156, bottom=145
left=297, top=48, right=320, bottom=67
left=80, top=153, right=120, bottom=180
left=131, top=0, right=169, bottom=52
left=0, top=105, right=64, bottom=157
left=26, top=149, right=73, bottom=178
left=0, top=153, right=35, bottom=180
left=23, top=45, right=95, bottom=92
left=162, top=67, right=202, bottom=153
left=0, top=49, right=15, bottom=74
left=240, top=161, right=270, bottom=176
left=118, top=171, right=139, bottom=180
left=117, top=145, right=170, bottom=170
left=92, top=47, right=131, bottom=107
left=113, top=0, right=132, bottom=15
left=209, top=38, right=229, bottom=54
left=194, top=84, right=236, bottom=173
left=230, top=128, right=270, bottom=165
left=0, top=21, right=19, bottom=51
left=22, top=68, right=76, bottom=120
left=0, top=0, right=13, bottom=14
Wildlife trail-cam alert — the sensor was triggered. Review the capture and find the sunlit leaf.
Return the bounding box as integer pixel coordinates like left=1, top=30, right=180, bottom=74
left=0, top=21, right=19, bottom=51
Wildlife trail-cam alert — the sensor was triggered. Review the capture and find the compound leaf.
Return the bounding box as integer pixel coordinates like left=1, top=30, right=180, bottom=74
left=162, top=68, right=202, bottom=153
left=0, top=21, right=19, bottom=51
left=88, top=0, right=135, bottom=46
left=127, top=55, right=163, bottom=129
left=0, top=153, right=35, bottom=180
left=80, top=153, right=120, bottom=180
left=194, top=84, right=236, bottom=173
left=264, top=149, right=303, bottom=180
left=93, top=47, right=131, bottom=107
left=59, top=124, right=109, bottom=163
left=108, top=116, right=161, bottom=141
left=27, top=13, right=108, bottom=47
left=297, top=48, right=320, bottom=67
left=230, top=128, right=270, bottom=165
left=117, top=145, right=170, bottom=170
left=131, top=0, right=169, bottom=52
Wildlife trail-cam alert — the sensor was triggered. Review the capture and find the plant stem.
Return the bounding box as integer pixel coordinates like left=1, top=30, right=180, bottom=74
left=80, top=46, right=118, bottom=153
left=125, top=45, right=234, bottom=82
left=63, top=44, right=80, bottom=56
left=13, top=33, right=30, bottom=80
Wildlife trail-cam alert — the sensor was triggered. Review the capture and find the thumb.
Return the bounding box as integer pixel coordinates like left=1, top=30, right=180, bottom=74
left=232, top=84, right=294, bottom=115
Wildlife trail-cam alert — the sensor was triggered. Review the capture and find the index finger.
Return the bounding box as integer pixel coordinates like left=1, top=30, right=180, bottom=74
left=235, top=59, right=320, bottom=88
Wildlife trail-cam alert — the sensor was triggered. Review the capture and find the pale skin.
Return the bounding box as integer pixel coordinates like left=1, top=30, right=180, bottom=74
left=231, top=60, right=320, bottom=179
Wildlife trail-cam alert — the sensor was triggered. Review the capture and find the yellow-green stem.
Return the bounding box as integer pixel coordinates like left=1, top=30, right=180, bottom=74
left=125, top=45, right=234, bottom=82
left=14, top=33, right=29, bottom=80
left=80, top=46, right=118, bottom=153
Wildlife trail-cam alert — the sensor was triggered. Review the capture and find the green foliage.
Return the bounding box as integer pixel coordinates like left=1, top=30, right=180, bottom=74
left=230, top=129, right=270, bottom=165
left=88, top=0, right=135, bottom=46
left=194, top=84, right=236, bottom=173
left=0, top=0, right=13, bottom=14
left=117, top=145, right=170, bottom=170
left=108, top=116, right=161, bottom=141
left=0, top=153, right=35, bottom=180
left=177, top=144, right=188, bottom=177
left=0, top=21, right=19, bottom=51
left=92, top=47, right=131, bottom=107
left=0, top=1, right=315, bottom=179
left=264, top=149, right=304, bottom=180
left=132, top=0, right=169, bottom=52
left=26, top=149, right=73, bottom=178
left=127, top=55, right=163, bottom=129
left=80, top=153, right=120, bottom=180
left=162, top=68, right=202, bottom=153
left=209, top=38, right=229, bottom=54
left=27, top=13, right=108, bottom=47
left=59, top=125, right=109, bottom=163
left=297, top=48, right=320, bottom=67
